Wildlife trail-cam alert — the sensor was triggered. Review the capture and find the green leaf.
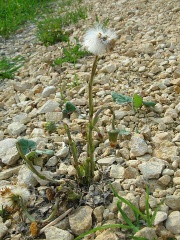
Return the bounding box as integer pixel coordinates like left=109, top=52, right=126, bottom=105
left=119, top=129, right=131, bottom=135
left=36, top=149, right=54, bottom=155
left=117, top=201, right=139, bottom=233
left=111, top=92, right=132, bottom=104
left=143, top=101, right=156, bottom=107
left=133, top=94, right=143, bottom=111
left=17, top=139, right=36, bottom=155
left=26, top=151, right=38, bottom=160
left=63, top=101, right=76, bottom=114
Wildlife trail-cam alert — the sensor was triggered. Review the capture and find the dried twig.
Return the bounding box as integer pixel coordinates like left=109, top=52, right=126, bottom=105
left=40, top=207, right=74, bottom=234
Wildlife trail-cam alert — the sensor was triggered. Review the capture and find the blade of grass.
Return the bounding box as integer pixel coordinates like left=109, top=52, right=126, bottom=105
left=117, top=201, right=139, bottom=233
left=74, top=223, right=133, bottom=240
left=110, top=184, right=146, bottom=220
left=145, top=186, right=151, bottom=226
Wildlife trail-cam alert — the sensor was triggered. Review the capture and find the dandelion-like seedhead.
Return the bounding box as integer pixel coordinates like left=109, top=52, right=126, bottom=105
left=83, top=24, right=117, bottom=56
left=0, top=186, right=30, bottom=210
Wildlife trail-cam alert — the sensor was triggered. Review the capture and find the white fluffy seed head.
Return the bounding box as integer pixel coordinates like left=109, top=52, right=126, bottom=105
left=83, top=24, right=117, bottom=56
left=0, top=186, right=30, bottom=209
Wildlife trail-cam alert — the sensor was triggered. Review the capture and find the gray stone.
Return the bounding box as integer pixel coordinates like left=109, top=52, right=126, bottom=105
left=94, top=229, right=120, bottom=240
left=0, top=131, right=4, bottom=140
left=140, top=43, right=154, bottom=54
left=38, top=100, right=59, bottom=114
left=57, top=163, right=68, bottom=174
left=0, top=138, right=20, bottom=165
left=138, top=158, right=165, bottom=179
left=102, top=63, right=117, bottom=73
left=12, top=113, right=30, bottom=124
left=45, top=156, right=58, bottom=167
left=97, top=157, right=116, bottom=166
left=130, top=134, right=148, bottom=158
left=55, top=146, right=69, bottom=158
left=0, top=166, right=21, bottom=180
left=1, top=146, right=19, bottom=165
left=110, top=164, right=124, bottom=179
left=93, top=205, right=104, bottom=222
left=165, top=196, right=180, bottom=210
left=134, top=227, right=157, bottom=240
left=166, top=211, right=180, bottom=234
left=45, top=112, right=63, bottom=122
left=118, top=193, right=139, bottom=223
left=42, top=86, right=56, bottom=98
left=69, top=206, right=93, bottom=235
left=164, top=108, right=178, bottom=119
left=153, top=211, right=167, bottom=225
left=114, top=110, right=127, bottom=120
left=0, top=222, right=8, bottom=239
left=158, top=175, right=171, bottom=186
left=44, top=226, right=74, bottom=240
left=13, top=81, right=31, bottom=92
left=7, top=122, right=26, bottom=136
left=17, top=165, right=38, bottom=187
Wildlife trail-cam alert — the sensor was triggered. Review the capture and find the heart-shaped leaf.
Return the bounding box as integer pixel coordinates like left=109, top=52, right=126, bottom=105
left=133, top=94, right=143, bottom=111
left=17, top=139, right=36, bottom=155
left=111, top=92, right=132, bottom=104
left=63, top=101, right=76, bottom=114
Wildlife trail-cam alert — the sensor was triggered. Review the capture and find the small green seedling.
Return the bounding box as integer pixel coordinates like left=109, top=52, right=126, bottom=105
left=111, top=92, right=156, bottom=112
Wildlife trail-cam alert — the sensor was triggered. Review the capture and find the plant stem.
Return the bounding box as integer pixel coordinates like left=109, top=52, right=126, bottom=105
left=93, top=106, right=116, bottom=130
left=16, top=142, right=61, bottom=185
left=87, top=55, right=98, bottom=180
left=64, top=123, right=82, bottom=180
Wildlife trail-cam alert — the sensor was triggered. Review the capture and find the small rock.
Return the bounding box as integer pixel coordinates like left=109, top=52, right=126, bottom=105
left=67, top=165, right=76, bottom=176
left=141, top=43, right=154, bottom=54
left=134, top=227, right=157, bottom=239
left=0, top=138, right=19, bottom=165
left=0, top=131, right=4, bottom=141
left=17, top=165, right=38, bottom=187
left=158, top=175, right=171, bottom=186
left=45, top=156, right=58, bottom=167
left=7, top=122, right=26, bottom=136
left=69, top=206, right=93, bottom=235
left=12, top=113, right=30, bottom=124
left=174, top=69, right=180, bottom=78
left=94, top=229, right=120, bottom=240
left=45, top=112, right=63, bottom=122
left=56, top=146, right=69, bottom=158
left=164, top=108, right=178, bottom=119
left=57, top=163, right=68, bottom=174
left=153, top=211, right=167, bottom=225
left=165, top=196, right=180, bottom=210
left=93, top=205, right=104, bottom=222
left=42, top=86, right=56, bottom=98
left=110, top=164, right=124, bottom=179
left=97, top=157, right=116, bottom=166
left=166, top=211, right=180, bottom=234
left=172, top=133, right=180, bottom=142
left=138, top=158, right=165, bottom=179
left=0, top=222, right=8, bottom=239
left=173, top=177, right=180, bottom=185
left=38, top=100, right=59, bottom=114
left=44, top=226, right=74, bottom=240
left=130, top=134, right=148, bottom=158
left=102, top=63, right=117, bottom=73
left=0, top=166, right=21, bottom=180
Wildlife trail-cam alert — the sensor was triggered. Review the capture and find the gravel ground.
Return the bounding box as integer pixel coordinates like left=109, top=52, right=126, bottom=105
left=0, top=0, right=180, bottom=239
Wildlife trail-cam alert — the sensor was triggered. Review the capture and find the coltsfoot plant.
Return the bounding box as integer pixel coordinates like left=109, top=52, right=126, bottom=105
left=64, top=24, right=118, bottom=185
